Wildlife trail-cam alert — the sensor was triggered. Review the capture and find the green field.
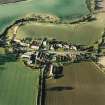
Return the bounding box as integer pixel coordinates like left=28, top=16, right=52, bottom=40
left=15, top=20, right=104, bottom=45
left=0, top=48, right=40, bottom=105
left=0, top=0, right=89, bottom=34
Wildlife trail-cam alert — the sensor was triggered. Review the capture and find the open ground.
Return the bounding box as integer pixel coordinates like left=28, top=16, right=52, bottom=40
left=45, top=62, right=105, bottom=105
left=0, top=48, right=40, bottom=105
left=7, top=12, right=105, bottom=46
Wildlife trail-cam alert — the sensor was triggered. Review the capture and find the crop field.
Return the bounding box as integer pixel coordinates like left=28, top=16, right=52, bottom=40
left=14, top=12, right=105, bottom=46
left=0, top=0, right=89, bottom=34
left=0, top=48, right=40, bottom=105
left=15, top=19, right=104, bottom=45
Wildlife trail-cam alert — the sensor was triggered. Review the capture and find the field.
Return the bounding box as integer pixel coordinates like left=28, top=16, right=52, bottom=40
left=0, top=0, right=89, bottom=34
left=0, top=48, right=40, bottom=105
left=0, top=0, right=25, bottom=4
left=14, top=13, right=105, bottom=46
left=45, top=62, right=105, bottom=105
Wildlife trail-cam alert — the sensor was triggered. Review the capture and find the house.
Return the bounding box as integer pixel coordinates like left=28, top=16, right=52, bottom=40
left=21, top=52, right=33, bottom=59
left=30, top=45, right=39, bottom=50
left=70, top=46, right=77, bottom=51
left=49, top=64, right=54, bottom=77
left=49, top=45, right=54, bottom=50
left=57, top=43, right=63, bottom=48
left=13, top=39, right=21, bottom=43
left=48, top=63, right=63, bottom=78
left=42, top=38, right=47, bottom=47
left=20, top=42, right=29, bottom=47
left=63, top=44, right=69, bottom=50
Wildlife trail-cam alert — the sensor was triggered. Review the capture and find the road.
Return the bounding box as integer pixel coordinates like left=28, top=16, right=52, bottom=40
left=45, top=62, right=105, bottom=105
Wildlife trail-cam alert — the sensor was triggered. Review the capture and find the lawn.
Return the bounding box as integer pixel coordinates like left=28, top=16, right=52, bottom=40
left=0, top=48, right=40, bottom=105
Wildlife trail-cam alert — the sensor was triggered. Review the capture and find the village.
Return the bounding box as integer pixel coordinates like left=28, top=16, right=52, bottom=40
left=3, top=33, right=98, bottom=79
left=10, top=36, right=78, bottom=78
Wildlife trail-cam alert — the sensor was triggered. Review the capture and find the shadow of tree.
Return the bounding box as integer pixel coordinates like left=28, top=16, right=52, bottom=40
left=47, top=86, right=74, bottom=91
left=0, top=67, right=6, bottom=77
left=0, top=54, right=17, bottom=66
left=0, top=67, right=6, bottom=70
left=54, top=75, right=64, bottom=79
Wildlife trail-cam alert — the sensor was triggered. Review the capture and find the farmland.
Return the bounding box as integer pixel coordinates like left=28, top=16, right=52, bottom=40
left=0, top=1, right=89, bottom=105
left=0, top=48, right=40, bottom=105
left=0, top=0, right=105, bottom=105
left=14, top=12, right=105, bottom=46
left=45, top=62, right=105, bottom=105
left=15, top=23, right=101, bottom=45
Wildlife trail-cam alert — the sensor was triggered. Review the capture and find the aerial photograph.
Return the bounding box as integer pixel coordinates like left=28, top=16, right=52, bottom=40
left=0, top=0, right=105, bottom=105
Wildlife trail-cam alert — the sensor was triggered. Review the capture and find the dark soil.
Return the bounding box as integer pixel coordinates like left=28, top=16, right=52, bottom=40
left=45, top=62, right=105, bottom=105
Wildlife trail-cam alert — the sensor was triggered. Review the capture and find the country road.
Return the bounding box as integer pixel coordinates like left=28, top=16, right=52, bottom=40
left=45, top=62, right=105, bottom=105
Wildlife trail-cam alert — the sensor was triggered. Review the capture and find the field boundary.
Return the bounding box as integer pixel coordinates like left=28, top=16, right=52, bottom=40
left=37, top=68, right=46, bottom=105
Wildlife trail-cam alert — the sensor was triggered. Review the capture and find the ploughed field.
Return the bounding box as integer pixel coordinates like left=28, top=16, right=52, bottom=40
left=0, top=48, right=40, bottom=105
left=0, top=0, right=89, bottom=34
left=45, top=62, right=105, bottom=105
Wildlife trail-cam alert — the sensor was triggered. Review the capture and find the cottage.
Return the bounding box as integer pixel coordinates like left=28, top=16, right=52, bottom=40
left=49, top=45, right=54, bottom=50
left=70, top=46, right=77, bottom=51
left=42, top=38, right=47, bottom=47
left=49, top=64, right=54, bottom=77
left=13, top=39, right=21, bottom=43
left=63, top=44, right=69, bottom=50
left=57, top=43, right=63, bottom=48
left=20, top=42, right=29, bottom=47
left=30, top=45, right=39, bottom=50
left=21, top=52, right=33, bottom=59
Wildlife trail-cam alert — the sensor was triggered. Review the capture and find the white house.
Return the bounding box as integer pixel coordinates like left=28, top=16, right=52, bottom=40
left=31, top=45, right=39, bottom=50
left=50, top=45, right=54, bottom=50
left=21, top=52, right=33, bottom=59
left=42, top=40, right=47, bottom=47
left=70, top=46, right=77, bottom=51
left=49, top=64, right=54, bottom=77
